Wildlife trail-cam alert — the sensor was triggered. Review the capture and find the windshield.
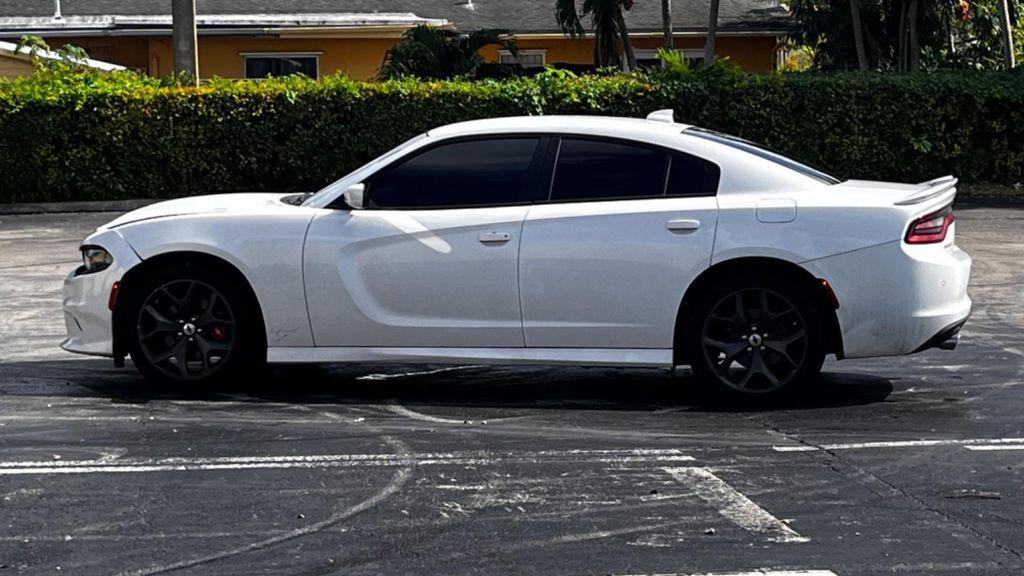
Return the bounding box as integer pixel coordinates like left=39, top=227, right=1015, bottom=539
left=686, top=128, right=840, bottom=185
left=303, top=133, right=431, bottom=206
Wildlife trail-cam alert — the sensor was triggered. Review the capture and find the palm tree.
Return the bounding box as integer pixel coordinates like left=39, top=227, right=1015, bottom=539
left=555, top=0, right=638, bottom=70
left=850, top=0, right=869, bottom=70
left=703, top=0, right=720, bottom=65
left=662, top=0, right=674, bottom=50
left=379, top=25, right=518, bottom=79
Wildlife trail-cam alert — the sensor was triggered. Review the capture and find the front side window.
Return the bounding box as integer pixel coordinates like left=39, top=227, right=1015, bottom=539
left=367, top=138, right=541, bottom=209
left=243, top=54, right=318, bottom=79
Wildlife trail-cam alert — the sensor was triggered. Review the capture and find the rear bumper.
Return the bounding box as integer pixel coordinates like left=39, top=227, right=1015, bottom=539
left=61, top=230, right=140, bottom=357
left=803, top=236, right=972, bottom=359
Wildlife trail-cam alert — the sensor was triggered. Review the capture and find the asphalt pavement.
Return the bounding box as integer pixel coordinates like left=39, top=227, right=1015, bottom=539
left=0, top=207, right=1022, bottom=576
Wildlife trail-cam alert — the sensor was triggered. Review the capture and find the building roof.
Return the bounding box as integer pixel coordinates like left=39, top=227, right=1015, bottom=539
left=0, top=1, right=789, bottom=37
left=0, top=38, right=125, bottom=71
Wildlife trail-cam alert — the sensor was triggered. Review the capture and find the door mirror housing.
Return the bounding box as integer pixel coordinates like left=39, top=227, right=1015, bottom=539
left=343, top=183, right=366, bottom=210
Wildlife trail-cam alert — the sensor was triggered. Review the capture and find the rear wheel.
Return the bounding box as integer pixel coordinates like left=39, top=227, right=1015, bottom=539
left=684, top=274, right=825, bottom=400
left=125, top=262, right=261, bottom=386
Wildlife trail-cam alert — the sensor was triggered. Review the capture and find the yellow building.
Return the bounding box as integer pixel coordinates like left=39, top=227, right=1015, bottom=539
left=0, top=1, right=790, bottom=79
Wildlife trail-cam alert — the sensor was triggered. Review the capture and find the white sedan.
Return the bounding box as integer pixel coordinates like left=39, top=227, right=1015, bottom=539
left=61, top=111, right=972, bottom=398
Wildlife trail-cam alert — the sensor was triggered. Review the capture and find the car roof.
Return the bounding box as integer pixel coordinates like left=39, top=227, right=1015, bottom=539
left=426, top=115, right=695, bottom=140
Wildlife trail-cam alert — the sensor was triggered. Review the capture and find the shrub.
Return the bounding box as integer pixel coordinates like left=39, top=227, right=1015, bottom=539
left=0, top=68, right=1022, bottom=203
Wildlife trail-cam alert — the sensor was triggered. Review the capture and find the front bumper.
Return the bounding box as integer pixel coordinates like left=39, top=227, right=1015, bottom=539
left=61, top=230, right=140, bottom=357
left=804, top=235, right=972, bottom=359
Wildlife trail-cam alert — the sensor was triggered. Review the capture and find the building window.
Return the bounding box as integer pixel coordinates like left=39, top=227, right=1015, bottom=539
left=498, top=50, right=546, bottom=68
left=242, top=53, right=320, bottom=79
left=633, top=48, right=706, bottom=70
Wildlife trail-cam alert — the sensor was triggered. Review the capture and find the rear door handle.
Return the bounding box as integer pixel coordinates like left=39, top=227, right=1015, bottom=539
left=666, top=219, right=701, bottom=232
left=478, top=232, right=511, bottom=244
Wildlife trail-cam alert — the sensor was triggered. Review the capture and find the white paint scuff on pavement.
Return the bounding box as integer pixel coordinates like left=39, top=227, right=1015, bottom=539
left=663, top=467, right=809, bottom=544
left=0, top=448, right=695, bottom=476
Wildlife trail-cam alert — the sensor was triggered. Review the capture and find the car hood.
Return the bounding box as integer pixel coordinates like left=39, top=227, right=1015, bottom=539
left=100, top=193, right=294, bottom=229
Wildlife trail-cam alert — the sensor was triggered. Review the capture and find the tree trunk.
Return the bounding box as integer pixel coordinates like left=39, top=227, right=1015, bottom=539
left=616, top=8, right=637, bottom=71
left=913, top=0, right=921, bottom=71
left=998, top=0, right=1016, bottom=69
left=662, top=0, right=674, bottom=50
left=897, top=0, right=908, bottom=71
left=850, top=0, right=869, bottom=70
left=171, top=0, right=198, bottom=84
left=703, top=0, right=720, bottom=65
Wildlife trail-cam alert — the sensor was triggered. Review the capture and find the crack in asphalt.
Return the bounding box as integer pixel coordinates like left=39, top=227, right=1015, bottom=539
left=116, top=409, right=414, bottom=576
left=761, top=421, right=1024, bottom=570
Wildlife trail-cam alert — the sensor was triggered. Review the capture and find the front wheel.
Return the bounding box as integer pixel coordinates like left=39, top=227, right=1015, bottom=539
left=124, top=261, right=262, bottom=386
left=684, top=274, right=826, bottom=400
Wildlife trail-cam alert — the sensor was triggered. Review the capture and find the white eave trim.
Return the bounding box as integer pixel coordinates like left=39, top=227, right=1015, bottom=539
left=0, top=39, right=125, bottom=71
left=0, top=12, right=448, bottom=32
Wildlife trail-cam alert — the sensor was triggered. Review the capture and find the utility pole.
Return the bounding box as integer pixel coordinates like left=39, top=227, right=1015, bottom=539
left=172, top=0, right=199, bottom=84
left=998, top=0, right=1016, bottom=69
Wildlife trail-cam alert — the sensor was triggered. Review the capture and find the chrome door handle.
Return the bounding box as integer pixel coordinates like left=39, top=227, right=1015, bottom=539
left=478, top=232, right=511, bottom=244
left=666, top=219, right=701, bottom=232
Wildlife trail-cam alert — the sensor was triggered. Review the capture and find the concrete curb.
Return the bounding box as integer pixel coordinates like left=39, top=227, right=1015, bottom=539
left=0, top=199, right=160, bottom=215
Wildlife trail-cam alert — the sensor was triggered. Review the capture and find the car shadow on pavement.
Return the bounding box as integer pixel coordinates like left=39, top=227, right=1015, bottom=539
left=0, top=358, right=894, bottom=413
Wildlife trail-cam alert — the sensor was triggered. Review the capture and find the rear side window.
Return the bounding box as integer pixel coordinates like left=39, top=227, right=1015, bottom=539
left=667, top=153, right=721, bottom=197
left=367, top=138, right=541, bottom=209
left=548, top=137, right=718, bottom=202
left=687, top=128, right=839, bottom=185
left=550, top=138, right=667, bottom=202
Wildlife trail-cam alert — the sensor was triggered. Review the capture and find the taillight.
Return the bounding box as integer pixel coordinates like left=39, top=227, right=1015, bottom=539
left=905, top=205, right=954, bottom=244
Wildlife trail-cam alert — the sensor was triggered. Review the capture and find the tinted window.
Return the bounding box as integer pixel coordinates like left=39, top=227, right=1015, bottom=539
left=687, top=128, right=839, bottom=185
left=550, top=138, right=667, bottom=202
left=244, top=56, right=318, bottom=79
left=368, top=138, right=540, bottom=209
left=667, top=153, right=720, bottom=196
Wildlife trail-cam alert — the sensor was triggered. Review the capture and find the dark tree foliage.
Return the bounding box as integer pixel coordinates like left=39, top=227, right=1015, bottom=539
left=787, top=0, right=1022, bottom=71
left=379, top=25, right=518, bottom=79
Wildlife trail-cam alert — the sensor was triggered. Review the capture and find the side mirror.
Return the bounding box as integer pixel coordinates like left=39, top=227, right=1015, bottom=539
left=343, top=183, right=365, bottom=210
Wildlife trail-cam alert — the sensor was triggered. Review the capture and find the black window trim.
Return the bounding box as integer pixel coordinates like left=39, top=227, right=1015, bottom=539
left=358, top=133, right=551, bottom=211
left=338, top=132, right=721, bottom=211
left=541, top=134, right=721, bottom=205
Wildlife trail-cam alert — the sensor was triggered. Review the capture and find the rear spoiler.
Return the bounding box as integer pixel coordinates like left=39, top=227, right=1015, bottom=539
left=894, top=175, right=957, bottom=206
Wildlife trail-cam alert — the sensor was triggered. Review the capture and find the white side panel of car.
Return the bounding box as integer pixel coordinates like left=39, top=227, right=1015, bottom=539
left=303, top=205, right=530, bottom=347
left=519, top=196, right=718, bottom=349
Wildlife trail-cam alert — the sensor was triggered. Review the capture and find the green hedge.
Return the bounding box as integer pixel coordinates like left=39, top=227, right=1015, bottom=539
left=1, top=69, right=1022, bottom=203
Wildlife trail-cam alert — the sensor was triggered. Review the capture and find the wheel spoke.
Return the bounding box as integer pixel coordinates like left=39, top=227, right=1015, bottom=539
left=194, top=334, right=230, bottom=367
left=737, top=350, right=779, bottom=389
left=764, top=329, right=805, bottom=368
left=139, top=305, right=179, bottom=339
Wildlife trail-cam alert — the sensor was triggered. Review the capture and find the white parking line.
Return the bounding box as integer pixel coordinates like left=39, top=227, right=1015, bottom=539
left=663, top=467, right=809, bottom=544
left=614, top=565, right=831, bottom=569
left=964, top=444, right=1024, bottom=451
left=0, top=448, right=695, bottom=476
left=773, top=437, right=1024, bottom=452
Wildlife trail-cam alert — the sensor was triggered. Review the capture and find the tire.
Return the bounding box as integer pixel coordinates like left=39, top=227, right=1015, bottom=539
left=683, top=271, right=826, bottom=401
left=124, top=260, right=263, bottom=387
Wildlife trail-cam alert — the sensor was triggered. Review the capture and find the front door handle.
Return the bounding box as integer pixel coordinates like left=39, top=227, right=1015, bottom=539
left=666, top=219, right=701, bottom=232
left=478, top=232, right=511, bottom=244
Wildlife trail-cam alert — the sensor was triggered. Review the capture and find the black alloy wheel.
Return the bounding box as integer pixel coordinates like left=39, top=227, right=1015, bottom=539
left=701, top=288, right=808, bottom=394
left=136, top=279, right=236, bottom=380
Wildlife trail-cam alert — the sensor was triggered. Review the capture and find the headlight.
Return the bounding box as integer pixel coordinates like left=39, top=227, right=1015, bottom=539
left=78, top=246, right=113, bottom=275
